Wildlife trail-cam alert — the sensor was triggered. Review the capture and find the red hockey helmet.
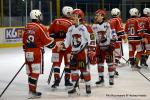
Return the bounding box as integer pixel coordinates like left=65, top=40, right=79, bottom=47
left=95, top=9, right=106, bottom=16
left=71, top=9, right=84, bottom=19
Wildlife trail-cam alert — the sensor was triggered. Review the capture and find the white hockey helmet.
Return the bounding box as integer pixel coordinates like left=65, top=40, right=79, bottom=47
left=111, top=8, right=120, bottom=16
left=143, top=8, right=150, bottom=16
left=30, top=9, right=43, bottom=20
left=129, top=8, right=139, bottom=17
left=62, top=6, right=73, bottom=17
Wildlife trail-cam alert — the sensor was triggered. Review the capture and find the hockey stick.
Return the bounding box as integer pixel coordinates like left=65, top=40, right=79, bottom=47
left=47, top=66, right=54, bottom=84
left=0, top=63, right=25, bottom=98
left=114, top=50, right=129, bottom=64
left=138, top=70, right=150, bottom=82
left=60, top=68, right=65, bottom=82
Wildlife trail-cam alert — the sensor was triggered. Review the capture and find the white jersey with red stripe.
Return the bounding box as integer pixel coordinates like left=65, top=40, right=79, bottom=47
left=92, top=22, right=113, bottom=47
left=64, top=24, right=91, bottom=52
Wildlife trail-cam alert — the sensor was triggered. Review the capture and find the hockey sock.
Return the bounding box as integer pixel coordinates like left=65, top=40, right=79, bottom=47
left=54, top=66, right=60, bottom=79
left=28, top=73, right=39, bottom=92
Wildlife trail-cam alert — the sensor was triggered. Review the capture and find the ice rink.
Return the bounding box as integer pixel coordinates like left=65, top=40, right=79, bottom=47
left=0, top=43, right=150, bottom=100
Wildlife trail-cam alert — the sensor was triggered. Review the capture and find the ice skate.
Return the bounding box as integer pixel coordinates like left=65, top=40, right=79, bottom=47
left=134, top=65, right=141, bottom=71
left=115, top=59, right=120, bottom=64
left=68, top=87, right=80, bottom=96
left=86, top=85, right=91, bottom=96
left=95, top=78, right=104, bottom=87
left=114, top=70, right=119, bottom=78
left=65, top=79, right=73, bottom=89
left=109, top=78, right=114, bottom=88
left=28, top=91, right=42, bottom=99
left=140, top=55, right=148, bottom=68
left=51, top=78, right=60, bottom=90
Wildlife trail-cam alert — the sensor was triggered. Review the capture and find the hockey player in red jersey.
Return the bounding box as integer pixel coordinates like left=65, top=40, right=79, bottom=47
left=92, top=9, right=116, bottom=86
left=139, top=8, right=150, bottom=68
left=23, top=10, right=54, bottom=99
left=48, top=6, right=73, bottom=88
left=109, top=8, right=126, bottom=77
left=57, top=9, right=95, bottom=95
left=125, top=8, right=143, bottom=70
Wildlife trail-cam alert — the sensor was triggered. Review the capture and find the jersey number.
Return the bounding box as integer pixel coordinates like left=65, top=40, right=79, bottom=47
left=129, top=27, right=135, bottom=35
left=27, top=35, right=34, bottom=43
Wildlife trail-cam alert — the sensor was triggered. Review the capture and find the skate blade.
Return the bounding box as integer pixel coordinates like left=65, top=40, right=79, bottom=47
left=65, top=86, right=73, bottom=90
left=28, top=96, right=41, bottom=99
left=108, top=85, right=113, bottom=88
left=68, top=92, right=80, bottom=97
left=86, top=93, right=91, bottom=96
left=51, top=87, right=58, bottom=91
left=96, top=83, right=104, bottom=87
left=114, top=75, right=119, bottom=78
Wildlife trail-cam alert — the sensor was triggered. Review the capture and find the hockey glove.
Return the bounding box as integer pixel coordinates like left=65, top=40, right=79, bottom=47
left=100, top=38, right=107, bottom=43
left=108, top=42, right=115, bottom=51
left=46, top=41, right=56, bottom=49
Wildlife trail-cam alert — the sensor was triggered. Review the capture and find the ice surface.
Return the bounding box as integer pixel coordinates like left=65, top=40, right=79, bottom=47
left=0, top=43, right=150, bottom=100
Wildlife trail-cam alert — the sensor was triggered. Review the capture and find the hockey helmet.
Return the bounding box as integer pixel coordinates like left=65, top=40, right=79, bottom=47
left=143, top=8, right=150, bottom=16
left=129, top=8, right=139, bottom=17
left=62, top=6, right=73, bottom=17
left=71, top=9, right=84, bottom=19
left=111, top=8, right=120, bottom=16
left=95, top=9, right=106, bottom=16
left=30, top=9, right=43, bottom=20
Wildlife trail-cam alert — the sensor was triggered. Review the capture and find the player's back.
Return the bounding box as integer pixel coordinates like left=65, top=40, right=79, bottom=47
left=23, top=22, right=49, bottom=48
left=109, top=17, right=124, bottom=33
left=125, top=18, right=142, bottom=36
left=137, top=17, right=149, bottom=32
left=49, top=18, right=73, bottom=41
left=125, top=18, right=143, bottom=42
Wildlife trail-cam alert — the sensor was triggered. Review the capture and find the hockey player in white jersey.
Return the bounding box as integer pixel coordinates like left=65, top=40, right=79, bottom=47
left=57, top=9, right=96, bottom=95
left=92, top=9, right=116, bottom=86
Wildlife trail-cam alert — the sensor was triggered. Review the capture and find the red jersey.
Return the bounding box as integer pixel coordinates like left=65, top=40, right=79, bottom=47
left=23, top=22, right=53, bottom=49
left=48, top=18, right=73, bottom=42
left=137, top=16, right=149, bottom=36
left=125, top=17, right=143, bottom=42
left=109, top=17, right=125, bottom=41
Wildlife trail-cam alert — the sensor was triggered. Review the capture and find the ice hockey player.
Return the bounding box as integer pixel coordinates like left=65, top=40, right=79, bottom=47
left=23, top=10, right=55, bottom=99
left=48, top=6, right=73, bottom=89
left=109, top=8, right=126, bottom=77
left=57, top=9, right=95, bottom=96
left=138, top=8, right=150, bottom=68
left=92, top=9, right=116, bottom=87
left=80, top=18, right=97, bottom=83
left=125, top=8, right=143, bottom=70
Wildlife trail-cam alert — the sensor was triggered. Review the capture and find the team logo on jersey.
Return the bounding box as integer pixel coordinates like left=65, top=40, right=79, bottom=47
left=72, top=34, right=81, bottom=48
left=97, top=31, right=107, bottom=43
